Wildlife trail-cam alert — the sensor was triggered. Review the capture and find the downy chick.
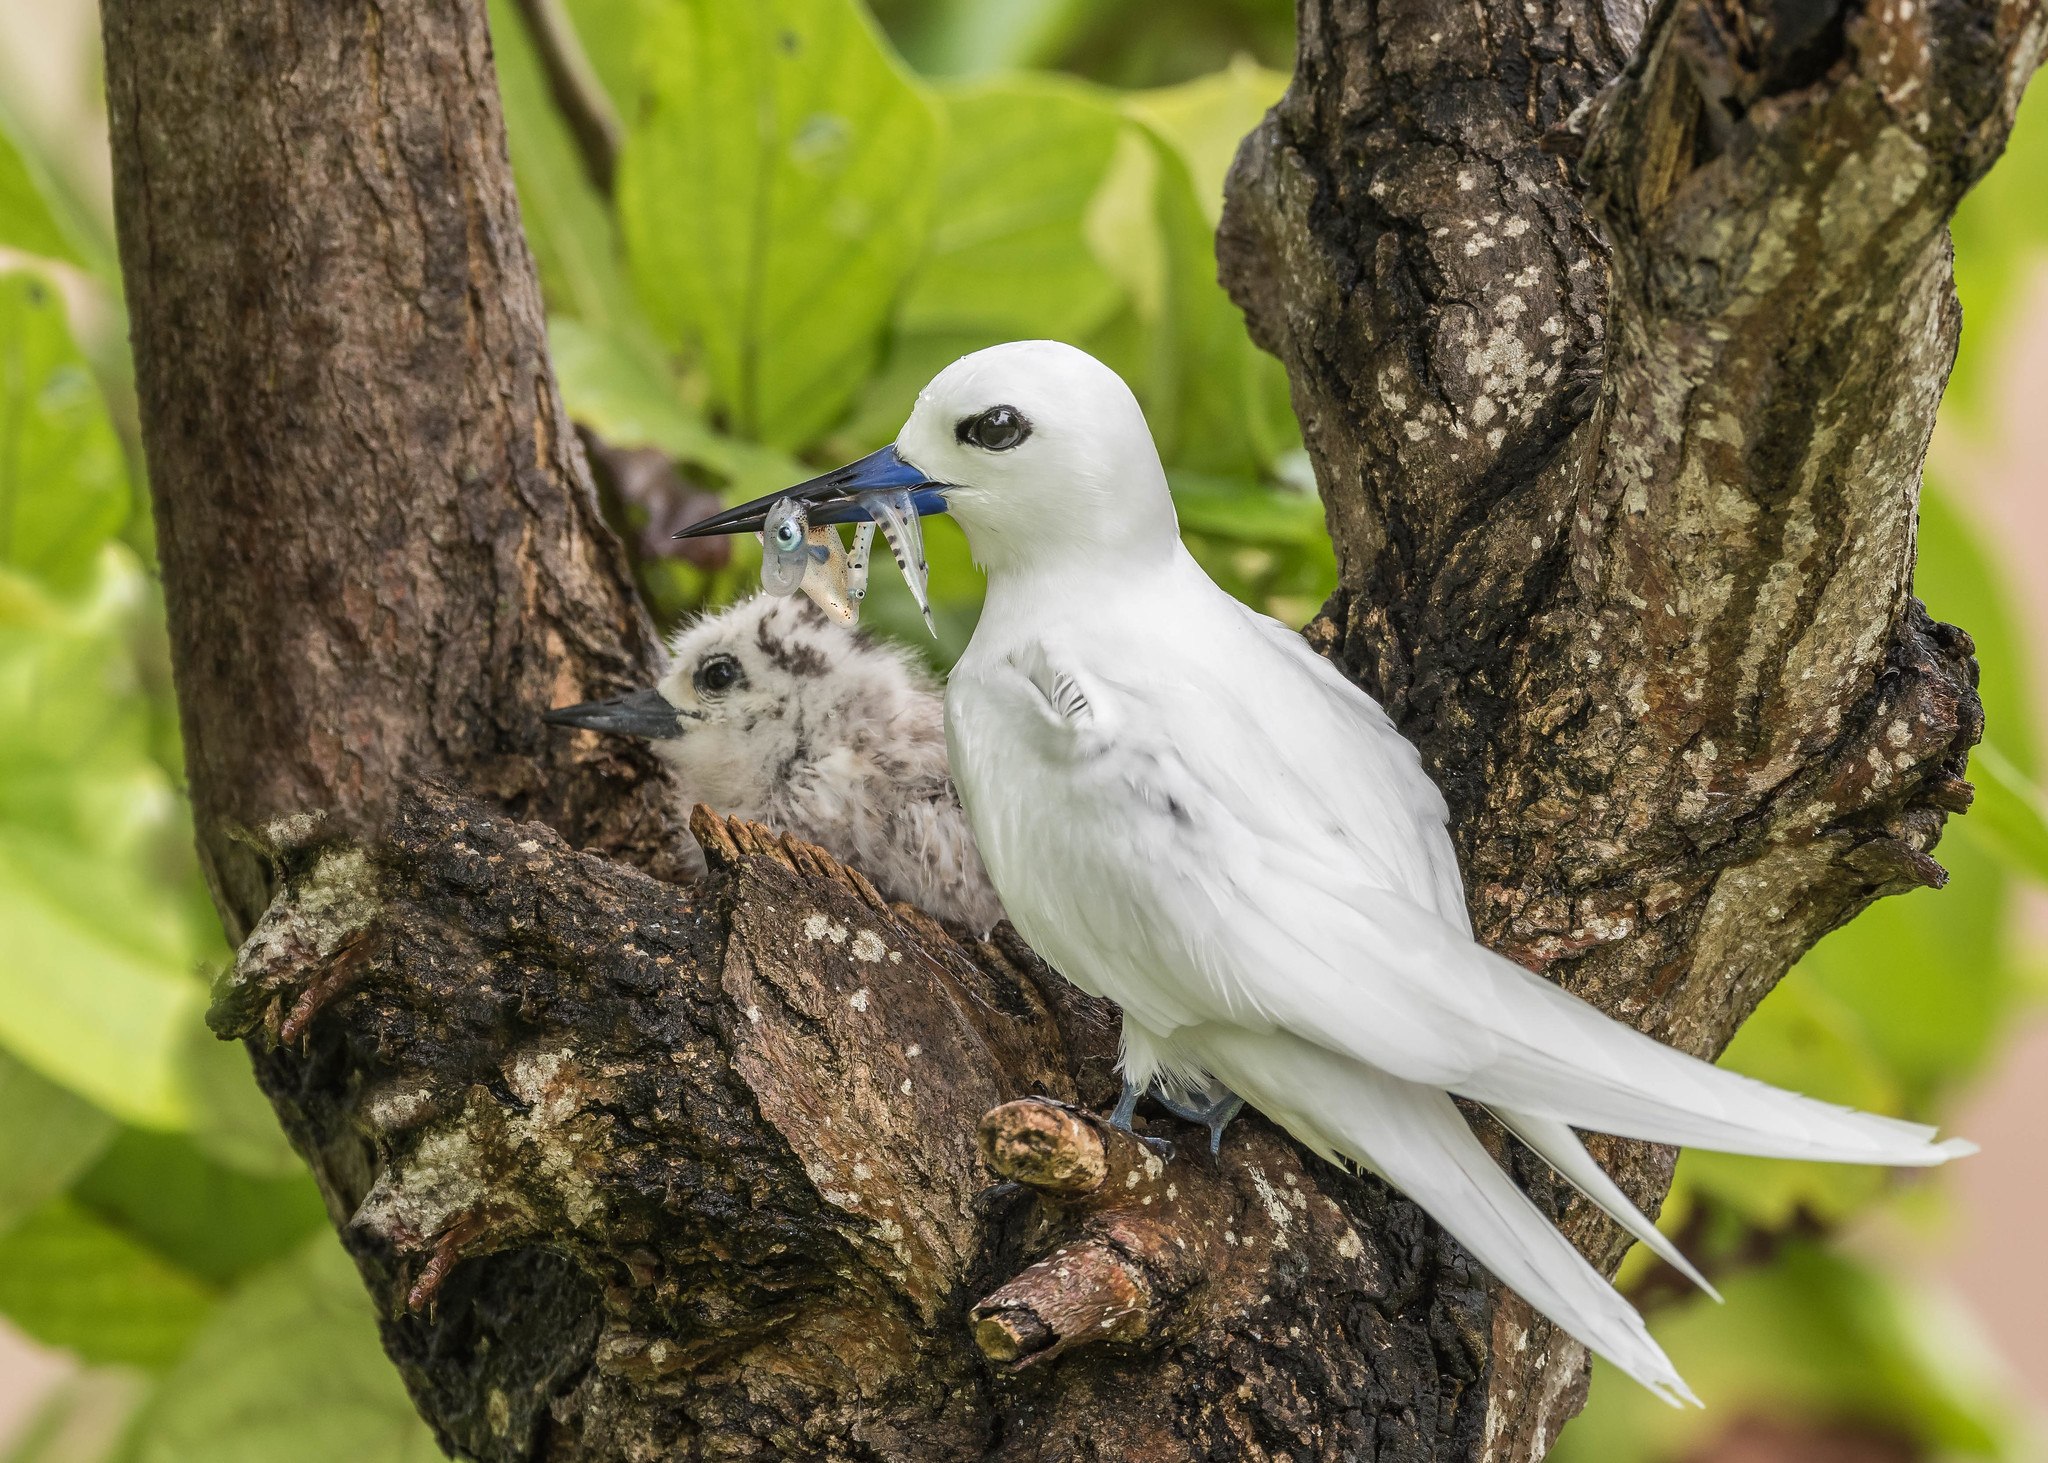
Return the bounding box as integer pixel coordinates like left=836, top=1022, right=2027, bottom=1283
left=547, top=594, right=1003, bottom=933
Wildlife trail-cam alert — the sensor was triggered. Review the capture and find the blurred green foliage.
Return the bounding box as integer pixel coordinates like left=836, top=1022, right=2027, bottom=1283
left=0, top=1, right=2041, bottom=1459
left=523, top=0, right=1322, bottom=657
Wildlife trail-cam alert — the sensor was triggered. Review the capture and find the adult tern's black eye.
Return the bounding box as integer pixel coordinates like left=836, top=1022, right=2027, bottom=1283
left=694, top=652, right=744, bottom=697
left=956, top=404, right=1031, bottom=452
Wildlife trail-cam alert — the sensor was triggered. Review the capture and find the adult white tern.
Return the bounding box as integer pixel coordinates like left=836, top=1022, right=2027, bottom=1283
left=676, top=340, right=1974, bottom=1405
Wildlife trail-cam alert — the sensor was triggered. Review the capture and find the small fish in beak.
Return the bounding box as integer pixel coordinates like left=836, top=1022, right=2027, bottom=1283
left=860, top=491, right=935, bottom=635
left=760, top=497, right=867, bottom=624
left=677, top=444, right=948, bottom=637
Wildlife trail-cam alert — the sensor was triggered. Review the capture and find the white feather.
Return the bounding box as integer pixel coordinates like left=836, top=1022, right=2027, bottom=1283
left=1199, top=1028, right=1699, bottom=1406
left=1492, top=1109, right=1721, bottom=1302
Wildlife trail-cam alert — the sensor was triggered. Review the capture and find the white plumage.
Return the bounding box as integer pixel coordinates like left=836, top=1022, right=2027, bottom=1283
left=883, top=341, right=1973, bottom=1405
left=549, top=595, right=1004, bottom=932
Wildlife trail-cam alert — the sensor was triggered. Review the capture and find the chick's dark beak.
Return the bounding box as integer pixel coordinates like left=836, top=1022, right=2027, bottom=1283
left=672, top=444, right=948, bottom=539
left=544, top=687, right=684, bottom=740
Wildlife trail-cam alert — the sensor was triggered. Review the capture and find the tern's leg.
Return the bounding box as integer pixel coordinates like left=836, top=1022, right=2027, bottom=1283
left=1106, top=1076, right=1175, bottom=1159
left=1152, top=1088, right=1247, bottom=1158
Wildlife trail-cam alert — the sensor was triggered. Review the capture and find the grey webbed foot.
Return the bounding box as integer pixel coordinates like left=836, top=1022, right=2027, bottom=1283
left=1106, top=1077, right=1175, bottom=1159
left=1151, top=1087, right=1246, bottom=1158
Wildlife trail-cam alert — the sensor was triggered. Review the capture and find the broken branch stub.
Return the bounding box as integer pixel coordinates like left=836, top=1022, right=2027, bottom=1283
left=970, top=1097, right=1219, bottom=1370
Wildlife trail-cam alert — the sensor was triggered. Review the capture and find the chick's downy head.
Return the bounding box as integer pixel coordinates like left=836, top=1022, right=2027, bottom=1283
left=651, top=594, right=945, bottom=822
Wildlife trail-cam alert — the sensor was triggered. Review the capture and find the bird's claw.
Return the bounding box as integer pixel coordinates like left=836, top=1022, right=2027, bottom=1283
left=1105, top=1077, right=1176, bottom=1160
left=1151, top=1090, right=1246, bottom=1161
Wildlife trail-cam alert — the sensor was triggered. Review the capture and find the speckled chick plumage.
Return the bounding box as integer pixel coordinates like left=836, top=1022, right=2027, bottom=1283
left=653, top=595, right=1004, bottom=933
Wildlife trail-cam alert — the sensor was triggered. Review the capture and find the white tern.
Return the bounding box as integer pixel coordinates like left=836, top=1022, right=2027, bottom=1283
left=547, top=595, right=1003, bottom=932
left=675, top=340, right=1975, bottom=1405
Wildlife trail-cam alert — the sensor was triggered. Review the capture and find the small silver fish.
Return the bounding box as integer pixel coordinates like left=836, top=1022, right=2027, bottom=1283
left=760, top=498, right=860, bottom=624
left=759, top=494, right=932, bottom=633
left=860, top=489, right=935, bottom=636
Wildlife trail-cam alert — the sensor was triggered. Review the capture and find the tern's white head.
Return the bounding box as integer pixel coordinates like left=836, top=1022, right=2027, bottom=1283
left=895, top=341, right=1179, bottom=573
left=669, top=341, right=1180, bottom=582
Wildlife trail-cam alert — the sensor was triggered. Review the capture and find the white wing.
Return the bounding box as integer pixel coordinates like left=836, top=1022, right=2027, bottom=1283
left=951, top=596, right=1968, bottom=1166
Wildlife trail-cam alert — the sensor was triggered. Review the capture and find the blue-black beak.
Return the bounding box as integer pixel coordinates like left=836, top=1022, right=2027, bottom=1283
left=672, top=444, right=949, bottom=539
left=544, top=686, right=686, bottom=740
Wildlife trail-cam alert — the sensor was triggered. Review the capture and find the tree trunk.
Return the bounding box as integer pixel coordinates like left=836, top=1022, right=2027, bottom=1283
left=100, top=0, right=687, bottom=945
left=100, top=0, right=2038, bottom=1460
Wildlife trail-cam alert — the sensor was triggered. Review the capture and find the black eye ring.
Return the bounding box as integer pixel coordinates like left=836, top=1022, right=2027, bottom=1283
left=956, top=404, right=1031, bottom=452
left=693, top=652, right=744, bottom=697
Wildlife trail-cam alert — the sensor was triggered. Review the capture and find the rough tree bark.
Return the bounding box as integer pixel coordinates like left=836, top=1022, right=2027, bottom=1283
left=1220, top=0, right=2037, bottom=1446
left=100, top=0, right=2038, bottom=1459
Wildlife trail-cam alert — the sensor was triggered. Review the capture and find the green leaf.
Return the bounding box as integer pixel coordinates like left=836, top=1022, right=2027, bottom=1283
left=1673, top=977, right=1901, bottom=1230
left=549, top=316, right=807, bottom=501
left=0, top=558, right=163, bottom=860
left=0, top=826, right=208, bottom=1129
left=0, top=1197, right=216, bottom=1368
left=562, top=0, right=645, bottom=121
left=1124, top=56, right=1287, bottom=225
left=902, top=77, right=1125, bottom=340
left=0, top=1049, right=114, bottom=1237
left=0, top=309, right=217, bottom=1133
left=832, top=76, right=1129, bottom=451
left=0, top=272, right=130, bottom=592
left=127, top=1234, right=442, bottom=1463
left=1774, top=484, right=2036, bottom=1107
left=1946, top=78, right=2048, bottom=424
left=71, top=1130, right=328, bottom=1288
left=1918, top=483, right=2037, bottom=776
left=618, top=0, right=943, bottom=448
left=173, top=1019, right=307, bottom=1179
left=0, top=121, right=84, bottom=267
left=1968, top=741, right=2048, bottom=884
left=1169, top=470, right=1327, bottom=547
left=888, top=0, right=1093, bottom=78
left=1555, top=1245, right=2025, bottom=1462
left=1796, top=820, right=2011, bottom=1109
left=1092, top=125, right=1297, bottom=479
left=489, top=0, right=661, bottom=354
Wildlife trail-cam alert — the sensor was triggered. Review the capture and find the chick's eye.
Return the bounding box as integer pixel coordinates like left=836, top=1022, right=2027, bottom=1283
left=956, top=404, right=1030, bottom=452
left=694, top=653, right=743, bottom=696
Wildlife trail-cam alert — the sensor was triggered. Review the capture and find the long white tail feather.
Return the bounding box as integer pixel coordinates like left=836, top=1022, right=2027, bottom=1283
left=1200, top=1032, right=1700, bottom=1408
left=1446, top=963, right=1978, bottom=1164
left=1493, top=1109, right=1721, bottom=1303
left=1211, top=883, right=1976, bottom=1170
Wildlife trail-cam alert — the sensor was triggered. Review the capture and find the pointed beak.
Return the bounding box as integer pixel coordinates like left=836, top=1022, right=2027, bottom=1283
left=544, top=686, right=687, bottom=740
left=672, top=444, right=949, bottom=539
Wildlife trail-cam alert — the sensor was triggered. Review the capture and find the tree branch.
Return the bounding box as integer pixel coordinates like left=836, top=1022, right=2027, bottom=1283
left=101, top=0, right=684, bottom=942
left=1222, top=0, right=2038, bottom=1451
left=218, top=789, right=1535, bottom=1460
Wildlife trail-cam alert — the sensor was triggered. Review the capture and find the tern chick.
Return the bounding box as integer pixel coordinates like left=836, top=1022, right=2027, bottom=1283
left=547, top=595, right=1003, bottom=933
